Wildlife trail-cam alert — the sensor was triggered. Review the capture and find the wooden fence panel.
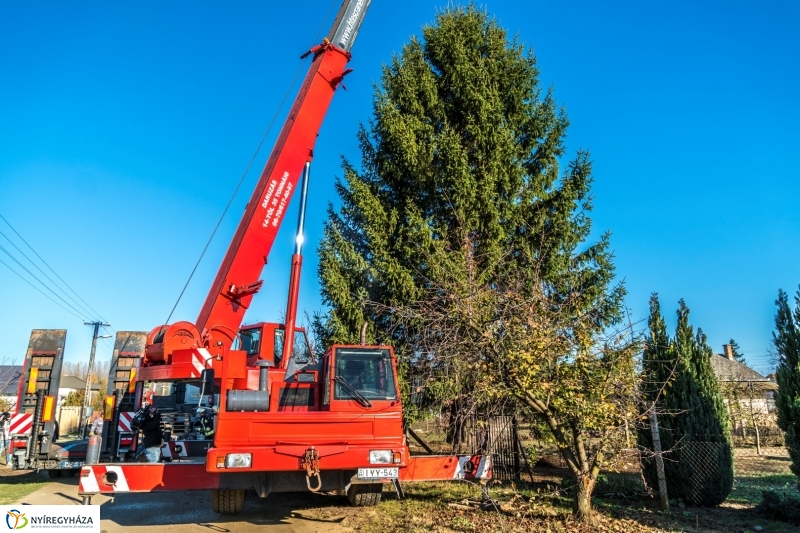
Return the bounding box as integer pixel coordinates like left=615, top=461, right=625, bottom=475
left=57, top=406, right=81, bottom=435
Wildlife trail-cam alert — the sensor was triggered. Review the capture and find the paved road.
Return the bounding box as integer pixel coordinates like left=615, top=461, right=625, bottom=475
left=13, top=474, right=354, bottom=533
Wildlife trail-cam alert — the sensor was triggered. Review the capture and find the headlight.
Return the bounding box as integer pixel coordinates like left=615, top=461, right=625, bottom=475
left=369, top=450, right=392, bottom=464
left=225, top=453, right=252, bottom=468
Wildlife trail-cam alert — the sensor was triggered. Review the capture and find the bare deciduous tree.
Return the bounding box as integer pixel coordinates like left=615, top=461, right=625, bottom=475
left=371, top=248, right=640, bottom=521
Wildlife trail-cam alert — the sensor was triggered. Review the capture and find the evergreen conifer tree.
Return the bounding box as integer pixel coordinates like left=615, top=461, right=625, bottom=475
left=315, top=5, right=630, bottom=520
left=641, top=297, right=734, bottom=506
left=315, top=5, right=622, bottom=349
left=639, top=293, right=674, bottom=450
left=772, top=289, right=800, bottom=485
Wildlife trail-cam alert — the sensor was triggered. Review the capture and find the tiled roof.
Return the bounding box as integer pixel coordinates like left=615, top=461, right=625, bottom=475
left=711, top=354, right=776, bottom=389
left=59, top=375, right=102, bottom=391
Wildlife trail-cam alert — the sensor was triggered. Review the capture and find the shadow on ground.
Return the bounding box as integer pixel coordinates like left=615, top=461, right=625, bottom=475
left=96, top=490, right=353, bottom=531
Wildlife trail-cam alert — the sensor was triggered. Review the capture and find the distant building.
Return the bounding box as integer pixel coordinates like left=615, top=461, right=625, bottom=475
left=58, top=375, right=102, bottom=405
left=712, top=344, right=777, bottom=394
left=712, top=344, right=779, bottom=439
left=0, top=368, right=104, bottom=412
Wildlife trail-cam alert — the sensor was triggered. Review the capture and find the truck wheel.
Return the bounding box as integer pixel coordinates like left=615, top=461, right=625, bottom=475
left=47, top=469, right=62, bottom=479
left=347, top=483, right=382, bottom=507
left=211, top=489, right=245, bottom=514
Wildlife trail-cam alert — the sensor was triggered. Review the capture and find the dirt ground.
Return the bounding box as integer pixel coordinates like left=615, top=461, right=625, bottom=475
left=1, top=466, right=356, bottom=533
left=3, top=464, right=798, bottom=533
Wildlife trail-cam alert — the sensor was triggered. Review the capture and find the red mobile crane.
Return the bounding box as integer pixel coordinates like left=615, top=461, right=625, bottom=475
left=79, top=0, right=491, bottom=512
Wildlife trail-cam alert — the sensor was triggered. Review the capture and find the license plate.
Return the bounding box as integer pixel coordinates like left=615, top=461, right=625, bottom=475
left=61, top=461, right=83, bottom=469
left=357, top=467, right=398, bottom=479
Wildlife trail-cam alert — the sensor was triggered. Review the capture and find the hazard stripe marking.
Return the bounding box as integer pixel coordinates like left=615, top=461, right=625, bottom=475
left=161, top=441, right=190, bottom=458
left=9, top=414, right=33, bottom=435
left=452, top=455, right=492, bottom=480
left=194, top=348, right=212, bottom=377
left=80, top=467, right=100, bottom=494
left=104, top=465, right=131, bottom=492
left=118, top=411, right=135, bottom=432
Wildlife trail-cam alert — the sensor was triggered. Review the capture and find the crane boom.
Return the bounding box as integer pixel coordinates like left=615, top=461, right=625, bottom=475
left=194, top=1, right=370, bottom=346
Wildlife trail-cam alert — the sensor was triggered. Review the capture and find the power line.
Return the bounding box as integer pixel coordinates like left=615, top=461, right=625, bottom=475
left=0, top=256, right=86, bottom=321
left=0, top=242, right=90, bottom=320
left=158, top=7, right=340, bottom=328
left=0, top=226, right=100, bottom=320
left=0, top=213, right=109, bottom=323
left=100, top=337, right=115, bottom=351
left=160, top=46, right=311, bottom=328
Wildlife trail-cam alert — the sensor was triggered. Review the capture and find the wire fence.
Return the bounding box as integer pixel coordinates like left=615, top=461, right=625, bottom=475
left=527, top=433, right=798, bottom=506
left=408, top=415, right=798, bottom=507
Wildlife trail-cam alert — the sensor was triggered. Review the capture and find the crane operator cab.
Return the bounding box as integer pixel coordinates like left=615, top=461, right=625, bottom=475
left=237, top=322, right=312, bottom=368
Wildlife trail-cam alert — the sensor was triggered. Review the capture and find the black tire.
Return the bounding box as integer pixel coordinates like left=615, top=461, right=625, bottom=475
left=347, top=483, right=383, bottom=507
left=67, top=469, right=79, bottom=477
left=211, top=489, right=245, bottom=514
left=47, top=469, right=62, bottom=478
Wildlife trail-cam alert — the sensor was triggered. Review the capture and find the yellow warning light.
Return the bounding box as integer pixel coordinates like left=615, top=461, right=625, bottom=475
left=27, top=368, right=39, bottom=394
left=104, top=395, right=115, bottom=421
left=128, top=368, right=137, bottom=393
left=42, top=395, right=55, bottom=422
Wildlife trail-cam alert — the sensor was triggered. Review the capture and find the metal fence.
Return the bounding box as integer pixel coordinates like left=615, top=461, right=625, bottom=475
left=409, top=415, right=798, bottom=506
left=528, top=434, right=797, bottom=506
left=412, top=416, right=800, bottom=507
left=465, top=416, right=534, bottom=481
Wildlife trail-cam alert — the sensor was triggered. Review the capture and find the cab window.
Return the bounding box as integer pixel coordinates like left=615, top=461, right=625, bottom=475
left=292, top=331, right=311, bottom=363
left=333, top=348, right=397, bottom=400
left=238, top=329, right=261, bottom=356
left=274, top=329, right=312, bottom=365
left=274, top=329, right=284, bottom=367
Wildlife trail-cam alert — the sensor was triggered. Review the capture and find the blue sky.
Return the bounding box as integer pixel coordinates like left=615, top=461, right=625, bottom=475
left=1, top=1, right=798, bottom=376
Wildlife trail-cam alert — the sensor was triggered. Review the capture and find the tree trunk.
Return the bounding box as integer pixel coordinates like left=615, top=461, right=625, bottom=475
left=754, top=421, right=761, bottom=455
left=446, top=401, right=467, bottom=452
left=573, top=473, right=596, bottom=522
left=749, top=397, right=761, bottom=455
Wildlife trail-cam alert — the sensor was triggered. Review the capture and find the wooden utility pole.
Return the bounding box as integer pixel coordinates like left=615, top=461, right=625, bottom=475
left=78, top=321, right=109, bottom=437
left=650, top=408, right=669, bottom=511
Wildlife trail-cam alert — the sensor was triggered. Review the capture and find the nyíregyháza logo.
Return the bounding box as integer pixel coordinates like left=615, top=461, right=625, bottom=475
left=6, top=510, right=28, bottom=530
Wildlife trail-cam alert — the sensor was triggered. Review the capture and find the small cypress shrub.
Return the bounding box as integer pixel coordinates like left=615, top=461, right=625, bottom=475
left=772, top=289, right=800, bottom=487
left=756, top=490, right=800, bottom=524
left=640, top=297, right=734, bottom=506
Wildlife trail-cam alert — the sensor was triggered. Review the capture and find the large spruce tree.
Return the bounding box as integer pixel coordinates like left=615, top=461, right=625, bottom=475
left=772, top=289, right=800, bottom=485
left=641, top=296, right=734, bottom=506
left=316, top=5, right=632, bottom=520
left=316, top=5, right=621, bottom=347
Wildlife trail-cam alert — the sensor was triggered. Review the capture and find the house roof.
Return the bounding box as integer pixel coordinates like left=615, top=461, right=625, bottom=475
left=1, top=369, right=103, bottom=396
left=59, top=375, right=102, bottom=392
left=711, top=354, right=777, bottom=389
left=0, top=365, right=22, bottom=396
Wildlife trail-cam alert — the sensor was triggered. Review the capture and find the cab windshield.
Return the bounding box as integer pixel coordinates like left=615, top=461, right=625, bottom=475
left=334, top=348, right=397, bottom=401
